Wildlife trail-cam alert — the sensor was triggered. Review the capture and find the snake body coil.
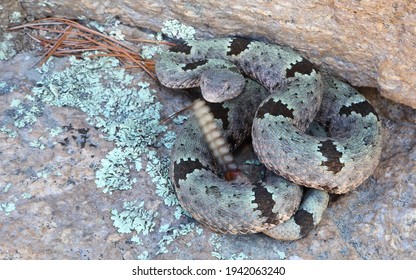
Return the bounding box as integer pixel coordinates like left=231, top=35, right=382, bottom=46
left=156, top=37, right=383, bottom=240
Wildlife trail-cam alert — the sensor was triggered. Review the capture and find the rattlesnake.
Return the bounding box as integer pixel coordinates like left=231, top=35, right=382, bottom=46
left=156, top=37, right=383, bottom=240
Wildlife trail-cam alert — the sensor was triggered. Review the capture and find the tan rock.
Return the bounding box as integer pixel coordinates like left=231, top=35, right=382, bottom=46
left=1, top=2, right=415, bottom=260
left=9, top=0, right=416, bottom=108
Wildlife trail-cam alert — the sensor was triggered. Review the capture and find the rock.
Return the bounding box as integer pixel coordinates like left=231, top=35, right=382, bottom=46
left=6, top=0, right=415, bottom=108
left=0, top=1, right=25, bottom=29
left=0, top=13, right=415, bottom=260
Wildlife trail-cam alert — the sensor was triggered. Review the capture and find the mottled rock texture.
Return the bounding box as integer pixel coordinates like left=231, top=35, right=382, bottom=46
left=3, top=0, right=415, bottom=108
left=0, top=1, right=415, bottom=260
left=0, top=53, right=415, bottom=260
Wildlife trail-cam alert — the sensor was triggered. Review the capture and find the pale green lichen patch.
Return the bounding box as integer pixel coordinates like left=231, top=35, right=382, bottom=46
left=157, top=223, right=195, bottom=255
left=131, top=235, right=143, bottom=245
left=2, top=183, right=12, bottom=193
left=141, top=45, right=163, bottom=60
left=138, top=32, right=164, bottom=60
left=109, top=29, right=125, bottom=41
left=21, top=193, right=33, bottom=199
left=0, top=126, right=18, bottom=138
left=9, top=97, right=44, bottom=128
left=137, top=250, right=149, bottom=260
left=244, top=159, right=262, bottom=166
left=88, top=21, right=106, bottom=33
left=209, top=234, right=250, bottom=260
left=159, top=131, right=176, bottom=149
left=0, top=81, right=16, bottom=95
left=174, top=205, right=190, bottom=220
left=0, top=82, right=7, bottom=94
left=0, top=33, right=16, bottom=61
left=146, top=150, right=178, bottom=206
left=36, top=169, right=50, bottom=179
left=39, top=1, right=55, bottom=8
left=6, top=47, right=189, bottom=256
left=0, top=202, right=16, bottom=215
left=161, top=19, right=196, bottom=42
left=30, top=55, right=171, bottom=195
left=276, top=250, right=286, bottom=260
left=48, top=127, right=64, bottom=137
left=111, top=200, right=158, bottom=235
left=10, top=11, right=22, bottom=23
left=172, top=115, right=188, bottom=125
left=29, top=137, right=46, bottom=150
left=95, top=147, right=138, bottom=194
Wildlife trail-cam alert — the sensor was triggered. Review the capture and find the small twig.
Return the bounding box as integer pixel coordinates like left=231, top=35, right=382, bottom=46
left=35, top=26, right=73, bottom=67
left=128, top=38, right=177, bottom=46
left=160, top=103, right=193, bottom=124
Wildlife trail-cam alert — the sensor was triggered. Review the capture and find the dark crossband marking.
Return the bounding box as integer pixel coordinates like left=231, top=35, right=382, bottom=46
left=286, top=58, right=315, bottom=78
left=293, top=209, right=314, bottom=237
left=182, top=60, right=209, bottom=71
left=206, top=102, right=230, bottom=130
left=169, top=43, right=192, bottom=54
left=252, top=185, right=277, bottom=224
left=173, top=159, right=208, bottom=187
left=318, top=140, right=344, bottom=173
left=340, top=101, right=379, bottom=121
left=256, top=99, right=294, bottom=119
left=227, top=37, right=253, bottom=56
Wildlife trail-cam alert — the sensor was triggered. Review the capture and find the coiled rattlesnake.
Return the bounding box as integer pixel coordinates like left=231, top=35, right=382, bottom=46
left=156, top=37, right=383, bottom=240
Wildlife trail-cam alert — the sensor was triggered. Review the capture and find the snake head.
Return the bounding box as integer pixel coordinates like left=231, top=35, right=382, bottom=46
left=200, top=68, right=246, bottom=103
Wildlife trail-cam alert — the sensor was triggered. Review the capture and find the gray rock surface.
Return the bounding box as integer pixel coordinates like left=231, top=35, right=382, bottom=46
left=0, top=14, right=415, bottom=260
left=2, top=0, right=415, bottom=108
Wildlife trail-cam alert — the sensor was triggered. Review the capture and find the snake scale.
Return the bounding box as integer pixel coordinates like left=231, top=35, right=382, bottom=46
left=155, top=37, right=383, bottom=240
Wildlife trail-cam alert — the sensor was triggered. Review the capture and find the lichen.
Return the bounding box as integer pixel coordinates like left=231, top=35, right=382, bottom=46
left=0, top=81, right=16, bottom=95
left=0, top=33, right=16, bottom=61
left=174, top=205, right=189, bottom=220
left=159, top=131, right=176, bottom=149
left=0, top=126, right=18, bottom=138
left=10, top=11, right=22, bottom=23
left=111, top=200, right=158, bottom=235
left=0, top=202, right=16, bottom=215
left=88, top=21, right=106, bottom=33
left=48, top=127, right=64, bottom=137
left=161, top=19, right=196, bottom=42
left=141, top=45, right=163, bottom=59
left=5, top=45, right=191, bottom=256
left=95, top=147, right=138, bottom=194
left=29, top=137, right=46, bottom=150
left=33, top=164, right=58, bottom=180
left=2, top=183, right=12, bottom=193
left=157, top=223, right=195, bottom=255
left=244, top=159, right=262, bottom=166
left=39, top=1, right=55, bottom=8
left=109, top=29, right=125, bottom=41
left=30, top=54, right=171, bottom=195
left=146, top=150, right=178, bottom=206
left=131, top=235, right=143, bottom=245
left=9, top=96, right=44, bottom=128
left=172, top=115, right=188, bottom=125
left=209, top=233, right=250, bottom=260
left=276, top=250, right=286, bottom=260
left=137, top=250, right=149, bottom=260
left=21, top=193, right=32, bottom=199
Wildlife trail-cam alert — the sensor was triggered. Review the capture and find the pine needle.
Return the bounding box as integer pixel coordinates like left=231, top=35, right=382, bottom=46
left=8, top=17, right=173, bottom=80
